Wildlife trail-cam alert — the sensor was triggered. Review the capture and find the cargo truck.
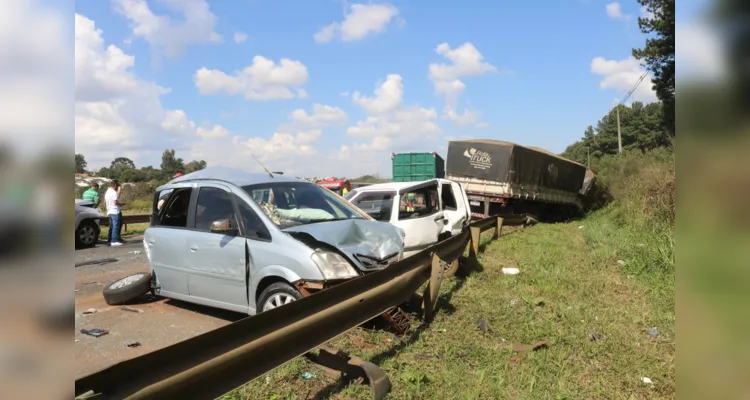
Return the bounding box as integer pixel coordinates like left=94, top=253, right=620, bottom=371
left=391, top=152, right=445, bottom=182
left=445, top=139, right=586, bottom=220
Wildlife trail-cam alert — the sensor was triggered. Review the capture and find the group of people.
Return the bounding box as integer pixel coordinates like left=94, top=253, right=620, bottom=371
left=81, top=180, right=125, bottom=246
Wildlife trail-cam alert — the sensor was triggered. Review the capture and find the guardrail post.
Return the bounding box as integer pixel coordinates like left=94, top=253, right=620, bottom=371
left=495, top=217, right=504, bottom=240
left=469, top=226, right=480, bottom=259
left=423, top=253, right=445, bottom=323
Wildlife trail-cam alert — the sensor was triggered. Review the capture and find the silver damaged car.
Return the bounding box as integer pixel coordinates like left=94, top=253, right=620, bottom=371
left=133, top=167, right=405, bottom=315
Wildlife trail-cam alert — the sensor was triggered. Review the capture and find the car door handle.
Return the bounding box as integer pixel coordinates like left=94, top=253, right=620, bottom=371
left=190, top=246, right=198, bottom=252
left=434, top=216, right=443, bottom=221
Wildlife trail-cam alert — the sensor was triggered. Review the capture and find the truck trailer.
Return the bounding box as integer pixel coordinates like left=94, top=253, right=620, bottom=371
left=391, top=152, right=445, bottom=182
left=445, top=139, right=586, bottom=219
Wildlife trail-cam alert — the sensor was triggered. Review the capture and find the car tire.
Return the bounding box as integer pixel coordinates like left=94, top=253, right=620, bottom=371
left=102, top=272, right=151, bottom=305
left=76, top=220, right=100, bottom=249
left=257, top=282, right=302, bottom=313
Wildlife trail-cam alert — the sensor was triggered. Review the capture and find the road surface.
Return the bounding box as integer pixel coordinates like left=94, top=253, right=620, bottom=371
left=74, top=237, right=244, bottom=378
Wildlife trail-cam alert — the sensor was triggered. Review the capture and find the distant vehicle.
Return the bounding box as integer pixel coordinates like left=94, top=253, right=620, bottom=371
left=391, top=152, right=445, bottom=182
left=316, top=177, right=352, bottom=196
left=445, top=139, right=586, bottom=219
left=106, top=167, right=406, bottom=314
left=75, top=199, right=104, bottom=248
left=345, top=178, right=470, bottom=258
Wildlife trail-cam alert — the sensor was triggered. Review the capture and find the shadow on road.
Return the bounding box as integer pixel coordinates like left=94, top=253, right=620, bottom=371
left=164, top=299, right=247, bottom=323
left=75, top=258, right=120, bottom=268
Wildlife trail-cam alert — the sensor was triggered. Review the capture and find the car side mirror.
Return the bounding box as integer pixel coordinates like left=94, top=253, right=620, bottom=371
left=210, top=219, right=238, bottom=236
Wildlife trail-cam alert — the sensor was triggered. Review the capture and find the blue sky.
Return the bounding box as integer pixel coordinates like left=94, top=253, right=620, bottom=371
left=73, top=0, right=666, bottom=177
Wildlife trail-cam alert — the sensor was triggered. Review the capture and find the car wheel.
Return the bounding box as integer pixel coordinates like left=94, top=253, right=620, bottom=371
left=258, top=282, right=302, bottom=312
left=76, top=220, right=99, bottom=249
left=102, top=272, right=151, bottom=305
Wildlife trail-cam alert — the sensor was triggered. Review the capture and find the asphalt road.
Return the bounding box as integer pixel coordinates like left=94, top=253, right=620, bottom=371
left=74, top=236, right=244, bottom=378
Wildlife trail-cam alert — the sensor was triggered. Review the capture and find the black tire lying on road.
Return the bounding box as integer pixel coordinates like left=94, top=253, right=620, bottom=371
left=102, top=272, right=151, bottom=305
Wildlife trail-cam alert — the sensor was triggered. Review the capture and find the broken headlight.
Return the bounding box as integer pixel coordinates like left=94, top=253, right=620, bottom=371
left=311, top=250, right=359, bottom=280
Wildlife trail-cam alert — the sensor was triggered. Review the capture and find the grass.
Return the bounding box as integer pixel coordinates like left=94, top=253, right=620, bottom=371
left=225, top=218, right=675, bottom=399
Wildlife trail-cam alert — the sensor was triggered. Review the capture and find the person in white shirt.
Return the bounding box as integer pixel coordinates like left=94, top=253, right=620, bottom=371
left=104, top=180, right=123, bottom=246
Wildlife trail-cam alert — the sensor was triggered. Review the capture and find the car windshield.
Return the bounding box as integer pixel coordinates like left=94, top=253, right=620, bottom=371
left=242, top=181, right=365, bottom=229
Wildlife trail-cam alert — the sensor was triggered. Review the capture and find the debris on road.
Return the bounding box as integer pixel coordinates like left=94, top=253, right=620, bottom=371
left=80, top=328, right=109, bottom=338
left=499, top=340, right=549, bottom=352
left=121, top=306, right=144, bottom=313
left=299, top=372, right=316, bottom=380
left=476, top=318, right=491, bottom=333
left=128, top=250, right=142, bottom=255
left=82, top=308, right=97, bottom=315
left=501, top=267, right=520, bottom=275
left=641, top=377, right=654, bottom=385
left=126, top=342, right=142, bottom=348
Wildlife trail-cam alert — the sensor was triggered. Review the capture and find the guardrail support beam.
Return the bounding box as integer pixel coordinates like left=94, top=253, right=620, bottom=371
left=470, top=226, right=480, bottom=259
left=495, top=217, right=504, bottom=239
left=305, top=346, right=391, bottom=400
left=423, top=253, right=446, bottom=322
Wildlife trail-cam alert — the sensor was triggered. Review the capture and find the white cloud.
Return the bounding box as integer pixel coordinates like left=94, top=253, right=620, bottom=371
left=428, top=42, right=498, bottom=125
left=113, top=0, right=221, bottom=61
left=606, top=2, right=630, bottom=20
left=194, top=56, right=309, bottom=100
left=75, top=13, right=229, bottom=167
left=314, top=3, right=402, bottom=43
left=346, top=74, right=441, bottom=150
left=196, top=125, right=231, bottom=139
left=289, top=104, right=348, bottom=127
left=590, top=56, right=657, bottom=103
left=676, top=21, right=726, bottom=82
left=234, top=32, right=248, bottom=44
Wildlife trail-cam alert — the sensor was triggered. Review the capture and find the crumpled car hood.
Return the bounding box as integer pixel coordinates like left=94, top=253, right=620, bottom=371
left=282, top=219, right=405, bottom=272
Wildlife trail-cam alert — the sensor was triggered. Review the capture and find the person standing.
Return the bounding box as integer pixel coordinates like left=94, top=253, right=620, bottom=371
left=82, top=182, right=101, bottom=209
left=104, top=180, right=123, bottom=246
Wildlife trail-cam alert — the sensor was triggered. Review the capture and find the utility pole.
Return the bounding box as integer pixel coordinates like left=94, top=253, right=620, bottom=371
left=616, top=106, right=622, bottom=154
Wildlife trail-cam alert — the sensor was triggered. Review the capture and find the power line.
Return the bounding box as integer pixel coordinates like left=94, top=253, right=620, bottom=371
left=618, top=71, right=649, bottom=107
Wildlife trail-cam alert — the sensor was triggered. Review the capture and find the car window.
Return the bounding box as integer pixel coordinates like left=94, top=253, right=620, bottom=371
left=398, top=185, right=440, bottom=220
left=441, top=183, right=457, bottom=210
left=156, top=188, right=192, bottom=228
left=243, top=182, right=365, bottom=229
left=194, top=187, right=239, bottom=232
left=235, top=195, right=271, bottom=240
left=344, top=189, right=359, bottom=201
left=351, top=192, right=394, bottom=222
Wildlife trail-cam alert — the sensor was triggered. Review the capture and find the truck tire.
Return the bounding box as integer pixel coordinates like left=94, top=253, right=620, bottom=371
left=258, top=282, right=302, bottom=313
left=102, top=272, right=151, bottom=305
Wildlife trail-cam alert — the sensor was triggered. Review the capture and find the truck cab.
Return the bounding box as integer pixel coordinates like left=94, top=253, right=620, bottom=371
left=345, top=179, right=471, bottom=258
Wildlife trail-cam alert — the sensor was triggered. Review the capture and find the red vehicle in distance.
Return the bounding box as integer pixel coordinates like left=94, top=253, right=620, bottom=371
left=316, top=178, right=352, bottom=196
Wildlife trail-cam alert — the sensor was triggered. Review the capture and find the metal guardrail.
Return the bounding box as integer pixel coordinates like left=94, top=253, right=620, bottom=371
left=99, top=214, right=151, bottom=227
left=75, top=214, right=526, bottom=399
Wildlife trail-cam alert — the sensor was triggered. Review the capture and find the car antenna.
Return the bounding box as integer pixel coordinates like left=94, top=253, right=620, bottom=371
left=252, top=154, right=274, bottom=178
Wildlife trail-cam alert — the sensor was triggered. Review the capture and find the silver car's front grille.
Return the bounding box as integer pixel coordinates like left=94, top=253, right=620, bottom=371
left=354, top=252, right=400, bottom=271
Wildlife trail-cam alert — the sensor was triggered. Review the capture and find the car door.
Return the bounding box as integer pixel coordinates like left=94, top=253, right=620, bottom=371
left=440, top=180, right=471, bottom=236
left=145, top=184, right=195, bottom=298
left=182, top=183, right=249, bottom=313
left=394, top=180, right=445, bottom=257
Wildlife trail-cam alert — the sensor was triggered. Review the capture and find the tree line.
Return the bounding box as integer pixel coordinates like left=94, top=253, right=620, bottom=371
left=561, top=0, right=674, bottom=165
left=75, top=149, right=207, bottom=183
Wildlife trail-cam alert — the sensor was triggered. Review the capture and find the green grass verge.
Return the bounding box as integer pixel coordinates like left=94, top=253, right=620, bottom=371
left=224, top=218, right=675, bottom=399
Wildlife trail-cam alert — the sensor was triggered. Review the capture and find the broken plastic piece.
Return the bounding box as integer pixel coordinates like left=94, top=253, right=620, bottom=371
left=80, top=328, right=109, bottom=338
left=502, top=267, right=520, bottom=275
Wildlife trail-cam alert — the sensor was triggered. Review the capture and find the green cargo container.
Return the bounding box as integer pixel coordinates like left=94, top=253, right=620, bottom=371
left=391, top=152, right=445, bottom=182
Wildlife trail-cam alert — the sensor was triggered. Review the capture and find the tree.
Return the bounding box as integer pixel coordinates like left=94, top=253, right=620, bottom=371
left=161, top=149, right=184, bottom=178
left=632, top=0, right=675, bottom=135
left=75, top=154, right=87, bottom=174
left=108, top=157, right=136, bottom=181
left=184, top=160, right=207, bottom=173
